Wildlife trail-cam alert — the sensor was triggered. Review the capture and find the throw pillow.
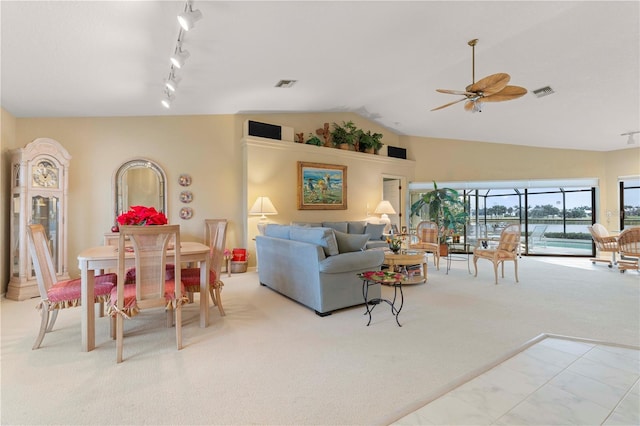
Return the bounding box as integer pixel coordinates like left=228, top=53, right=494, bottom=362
left=364, top=223, right=386, bottom=241
left=290, top=226, right=339, bottom=256
left=264, top=224, right=291, bottom=239
left=322, top=221, right=348, bottom=233
left=334, top=230, right=369, bottom=253
left=347, top=221, right=367, bottom=234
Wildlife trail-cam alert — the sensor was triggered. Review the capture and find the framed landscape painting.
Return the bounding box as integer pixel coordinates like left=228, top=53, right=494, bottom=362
left=297, top=162, right=347, bottom=210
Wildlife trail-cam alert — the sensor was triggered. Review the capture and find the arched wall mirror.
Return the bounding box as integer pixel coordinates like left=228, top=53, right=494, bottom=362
left=114, top=158, right=167, bottom=220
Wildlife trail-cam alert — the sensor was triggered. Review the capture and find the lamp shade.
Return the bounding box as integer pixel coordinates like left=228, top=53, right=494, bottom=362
left=374, top=200, right=396, bottom=215
left=249, top=197, right=278, bottom=219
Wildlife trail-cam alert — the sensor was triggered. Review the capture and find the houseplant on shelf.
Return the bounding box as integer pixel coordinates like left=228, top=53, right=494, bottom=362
left=410, top=181, right=467, bottom=255
left=359, top=130, right=383, bottom=154
left=331, top=121, right=360, bottom=150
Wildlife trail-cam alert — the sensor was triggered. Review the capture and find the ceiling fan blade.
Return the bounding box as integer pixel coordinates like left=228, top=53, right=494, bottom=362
left=436, top=89, right=475, bottom=96
left=431, top=97, right=467, bottom=111
left=466, top=73, right=510, bottom=95
left=482, top=85, right=528, bottom=102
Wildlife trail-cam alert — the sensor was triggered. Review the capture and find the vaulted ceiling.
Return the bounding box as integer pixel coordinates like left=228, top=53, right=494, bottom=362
left=2, top=1, right=638, bottom=151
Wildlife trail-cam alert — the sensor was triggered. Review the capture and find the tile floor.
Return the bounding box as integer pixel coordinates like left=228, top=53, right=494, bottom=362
left=393, top=337, right=640, bottom=425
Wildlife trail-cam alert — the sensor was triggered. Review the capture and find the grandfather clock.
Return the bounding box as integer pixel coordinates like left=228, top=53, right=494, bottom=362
left=7, top=138, right=71, bottom=300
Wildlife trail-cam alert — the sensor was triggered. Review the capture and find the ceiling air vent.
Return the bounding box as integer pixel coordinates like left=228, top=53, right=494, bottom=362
left=275, top=79, right=297, bottom=88
left=532, top=86, right=555, bottom=98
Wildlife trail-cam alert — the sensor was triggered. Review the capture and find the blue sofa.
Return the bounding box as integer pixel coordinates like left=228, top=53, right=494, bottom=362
left=291, top=221, right=388, bottom=250
left=256, top=224, right=385, bottom=316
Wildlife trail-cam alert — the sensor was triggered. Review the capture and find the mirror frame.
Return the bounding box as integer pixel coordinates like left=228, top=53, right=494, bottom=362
left=113, top=158, right=167, bottom=221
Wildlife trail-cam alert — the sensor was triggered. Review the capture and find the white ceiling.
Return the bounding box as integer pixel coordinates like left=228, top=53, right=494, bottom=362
left=2, top=1, right=639, bottom=152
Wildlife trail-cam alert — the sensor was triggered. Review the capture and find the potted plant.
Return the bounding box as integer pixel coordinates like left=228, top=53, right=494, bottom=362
left=305, top=133, right=323, bottom=146
left=410, top=181, right=468, bottom=255
left=359, top=130, right=383, bottom=154
left=331, top=121, right=360, bottom=150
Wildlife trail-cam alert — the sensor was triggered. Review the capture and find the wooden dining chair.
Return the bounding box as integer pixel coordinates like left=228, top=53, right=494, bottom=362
left=26, top=224, right=116, bottom=349
left=473, top=223, right=521, bottom=284
left=617, top=227, right=640, bottom=272
left=409, top=221, right=440, bottom=270
left=588, top=223, right=619, bottom=267
left=181, top=219, right=228, bottom=316
left=108, top=224, right=185, bottom=363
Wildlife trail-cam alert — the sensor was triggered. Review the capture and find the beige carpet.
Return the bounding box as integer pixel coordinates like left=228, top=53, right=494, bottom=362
left=1, top=257, right=638, bottom=425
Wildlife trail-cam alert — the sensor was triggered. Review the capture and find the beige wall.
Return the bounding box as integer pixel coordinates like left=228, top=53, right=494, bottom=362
left=1, top=109, right=638, bottom=293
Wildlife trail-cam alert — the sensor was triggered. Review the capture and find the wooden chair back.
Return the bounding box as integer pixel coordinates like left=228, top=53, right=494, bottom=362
left=26, top=224, right=57, bottom=300
left=204, top=219, right=228, bottom=282
left=416, top=221, right=439, bottom=244
left=497, top=224, right=522, bottom=255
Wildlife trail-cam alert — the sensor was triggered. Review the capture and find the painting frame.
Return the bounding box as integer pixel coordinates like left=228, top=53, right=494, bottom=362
left=297, top=161, right=347, bottom=210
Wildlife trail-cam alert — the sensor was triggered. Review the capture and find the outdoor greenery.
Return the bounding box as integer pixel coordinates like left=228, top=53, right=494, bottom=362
left=410, top=181, right=468, bottom=242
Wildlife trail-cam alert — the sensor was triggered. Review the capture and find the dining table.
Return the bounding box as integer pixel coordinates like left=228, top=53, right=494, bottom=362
left=77, top=241, right=211, bottom=352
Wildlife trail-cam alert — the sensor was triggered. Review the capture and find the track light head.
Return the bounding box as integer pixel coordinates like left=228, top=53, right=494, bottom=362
left=161, top=91, right=175, bottom=109
left=170, top=44, right=190, bottom=69
left=178, top=5, right=203, bottom=31
left=165, top=72, right=180, bottom=92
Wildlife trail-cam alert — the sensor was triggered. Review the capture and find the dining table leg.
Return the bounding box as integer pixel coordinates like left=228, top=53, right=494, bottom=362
left=80, top=263, right=95, bottom=352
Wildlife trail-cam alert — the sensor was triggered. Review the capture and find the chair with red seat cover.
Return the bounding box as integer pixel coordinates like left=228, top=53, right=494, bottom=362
left=108, top=224, right=185, bottom=363
left=181, top=219, right=228, bottom=316
left=27, top=224, right=116, bottom=350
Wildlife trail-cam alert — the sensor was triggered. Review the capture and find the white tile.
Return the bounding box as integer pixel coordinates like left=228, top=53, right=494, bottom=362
left=609, top=391, right=640, bottom=424
left=523, top=342, right=581, bottom=369
left=392, top=410, right=438, bottom=425
left=569, top=356, right=640, bottom=391
left=470, top=363, right=543, bottom=398
left=405, top=393, right=496, bottom=425
left=584, top=345, right=640, bottom=375
left=549, top=369, right=628, bottom=410
left=500, top=382, right=610, bottom=425
left=447, top=374, right=528, bottom=420
left=596, top=344, right=640, bottom=362
left=538, top=337, right=595, bottom=357
left=499, top=350, right=565, bottom=385
left=630, top=379, right=640, bottom=396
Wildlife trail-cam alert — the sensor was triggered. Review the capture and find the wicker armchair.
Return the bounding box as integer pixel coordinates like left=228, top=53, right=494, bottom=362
left=473, top=224, right=521, bottom=284
left=588, top=223, right=619, bottom=267
left=617, top=227, right=640, bottom=273
left=409, top=221, right=440, bottom=270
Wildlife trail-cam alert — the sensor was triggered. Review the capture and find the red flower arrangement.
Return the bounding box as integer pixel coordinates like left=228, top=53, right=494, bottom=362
left=358, top=270, right=406, bottom=283
left=116, top=205, right=168, bottom=226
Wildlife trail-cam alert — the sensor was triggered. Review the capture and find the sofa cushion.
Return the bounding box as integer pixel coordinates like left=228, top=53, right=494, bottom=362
left=364, top=223, right=386, bottom=241
left=265, top=224, right=291, bottom=239
left=321, top=221, right=348, bottom=233
left=347, top=221, right=367, bottom=234
left=291, top=221, right=322, bottom=227
left=319, top=250, right=385, bottom=274
left=290, top=226, right=339, bottom=256
left=334, top=230, right=369, bottom=253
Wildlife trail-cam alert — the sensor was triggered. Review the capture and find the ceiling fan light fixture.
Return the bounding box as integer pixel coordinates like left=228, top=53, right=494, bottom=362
left=621, top=131, right=639, bottom=145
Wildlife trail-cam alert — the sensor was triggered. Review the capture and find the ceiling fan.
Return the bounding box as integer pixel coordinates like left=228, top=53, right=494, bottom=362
left=432, top=39, right=527, bottom=113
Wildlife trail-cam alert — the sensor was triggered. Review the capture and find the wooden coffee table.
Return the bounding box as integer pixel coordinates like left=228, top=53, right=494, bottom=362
left=383, top=251, right=427, bottom=284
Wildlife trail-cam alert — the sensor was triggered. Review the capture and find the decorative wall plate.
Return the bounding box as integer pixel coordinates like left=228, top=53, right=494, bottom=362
left=180, top=190, right=193, bottom=203
left=179, top=207, right=193, bottom=220
left=179, top=174, right=192, bottom=187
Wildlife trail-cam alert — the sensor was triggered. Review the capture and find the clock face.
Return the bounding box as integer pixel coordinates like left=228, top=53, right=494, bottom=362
left=32, top=160, right=59, bottom=188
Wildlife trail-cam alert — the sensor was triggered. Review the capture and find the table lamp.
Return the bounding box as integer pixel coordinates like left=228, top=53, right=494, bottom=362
left=249, top=196, right=278, bottom=234
left=374, top=200, right=396, bottom=234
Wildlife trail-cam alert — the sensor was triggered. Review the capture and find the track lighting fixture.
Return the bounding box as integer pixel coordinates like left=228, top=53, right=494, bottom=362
left=178, top=1, right=203, bottom=31
left=165, top=70, right=180, bottom=92
left=158, top=1, right=203, bottom=108
left=161, top=91, right=175, bottom=109
left=621, top=131, right=639, bottom=145
left=170, top=42, right=190, bottom=69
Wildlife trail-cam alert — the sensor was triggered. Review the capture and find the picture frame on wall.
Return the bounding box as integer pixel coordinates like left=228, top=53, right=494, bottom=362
left=297, top=161, right=347, bottom=210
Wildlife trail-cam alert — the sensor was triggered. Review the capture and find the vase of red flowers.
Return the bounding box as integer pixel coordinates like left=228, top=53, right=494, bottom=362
left=116, top=206, right=168, bottom=226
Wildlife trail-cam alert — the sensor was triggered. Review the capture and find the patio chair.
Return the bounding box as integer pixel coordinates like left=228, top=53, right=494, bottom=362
left=473, top=224, right=521, bottom=284
left=617, top=227, right=640, bottom=273
left=409, top=221, right=440, bottom=270
left=529, top=225, right=548, bottom=249
left=588, top=223, right=619, bottom=267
